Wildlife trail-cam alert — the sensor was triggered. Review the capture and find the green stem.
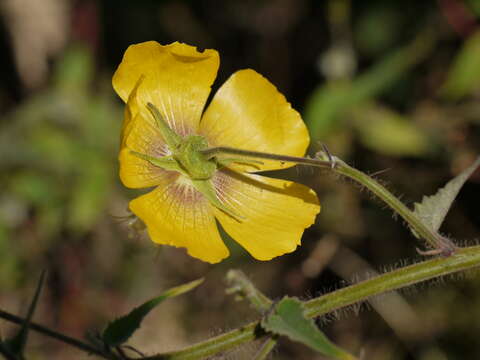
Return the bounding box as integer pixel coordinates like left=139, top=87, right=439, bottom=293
left=304, top=245, right=480, bottom=317
left=144, top=245, right=480, bottom=359
left=225, top=270, right=272, bottom=312
left=0, top=309, right=113, bottom=359
left=201, top=147, right=332, bottom=168
left=202, top=146, right=454, bottom=252
left=333, top=159, right=455, bottom=252
left=252, top=336, right=278, bottom=360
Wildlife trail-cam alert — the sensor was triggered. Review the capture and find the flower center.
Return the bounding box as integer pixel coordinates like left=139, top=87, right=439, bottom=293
left=128, top=103, right=244, bottom=221
left=131, top=102, right=217, bottom=180
left=173, top=135, right=217, bottom=180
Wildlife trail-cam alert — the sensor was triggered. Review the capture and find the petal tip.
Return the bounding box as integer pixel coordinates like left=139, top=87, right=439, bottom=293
left=186, top=248, right=230, bottom=264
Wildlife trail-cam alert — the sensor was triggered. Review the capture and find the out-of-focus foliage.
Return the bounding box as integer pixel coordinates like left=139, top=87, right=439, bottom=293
left=0, top=46, right=120, bottom=236
left=441, top=29, right=480, bottom=100
left=350, top=103, right=433, bottom=157
left=0, top=45, right=121, bottom=295
left=0, top=0, right=479, bottom=359
left=305, top=31, right=435, bottom=143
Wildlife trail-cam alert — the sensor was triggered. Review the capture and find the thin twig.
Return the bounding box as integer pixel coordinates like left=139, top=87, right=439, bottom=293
left=253, top=336, right=277, bottom=360
left=0, top=309, right=113, bottom=359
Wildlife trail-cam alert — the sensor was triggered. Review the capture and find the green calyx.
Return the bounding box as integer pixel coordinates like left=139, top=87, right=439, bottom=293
left=130, top=103, right=242, bottom=221
left=175, top=135, right=217, bottom=180
left=142, top=102, right=217, bottom=180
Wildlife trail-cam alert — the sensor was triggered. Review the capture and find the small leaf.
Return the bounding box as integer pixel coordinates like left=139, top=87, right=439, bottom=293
left=5, top=271, right=46, bottom=358
left=261, top=297, right=357, bottom=360
left=413, top=157, right=480, bottom=234
left=102, top=278, right=204, bottom=346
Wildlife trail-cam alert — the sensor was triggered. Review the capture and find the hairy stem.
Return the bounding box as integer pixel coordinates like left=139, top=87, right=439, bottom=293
left=201, top=146, right=332, bottom=168
left=252, top=336, right=278, bottom=360
left=201, top=146, right=454, bottom=251
left=225, top=269, right=272, bottom=312
left=333, top=159, right=455, bottom=252
left=144, top=245, right=480, bottom=359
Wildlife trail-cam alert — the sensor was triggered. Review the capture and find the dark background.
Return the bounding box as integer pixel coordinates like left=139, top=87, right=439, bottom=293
left=1, top=0, right=480, bottom=359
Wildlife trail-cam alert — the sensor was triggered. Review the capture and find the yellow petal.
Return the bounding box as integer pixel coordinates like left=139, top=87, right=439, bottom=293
left=119, top=148, right=176, bottom=189
left=120, top=75, right=144, bottom=147
left=200, top=69, right=310, bottom=172
left=119, top=95, right=175, bottom=188
left=129, top=177, right=229, bottom=263
left=213, top=170, right=320, bottom=260
left=113, top=41, right=220, bottom=135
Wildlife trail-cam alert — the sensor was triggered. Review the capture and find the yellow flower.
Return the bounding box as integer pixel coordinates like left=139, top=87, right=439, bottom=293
left=113, top=41, right=320, bottom=263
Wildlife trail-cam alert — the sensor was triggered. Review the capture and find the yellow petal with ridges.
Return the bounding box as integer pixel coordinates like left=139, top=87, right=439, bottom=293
left=129, top=178, right=229, bottom=263
left=120, top=75, right=145, bottom=148
left=113, top=41, right=219, bottom=135
left=213, top=170, right=320, bottom=260
left=200, top=69, right=310, bottom=172
left=119, top=95, right=175, bottom=188
left=119, top=148, right=177, bottom=189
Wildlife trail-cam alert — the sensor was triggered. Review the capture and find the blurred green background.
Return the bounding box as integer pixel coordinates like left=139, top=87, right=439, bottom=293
left=0, top=0, right=480, bottom=359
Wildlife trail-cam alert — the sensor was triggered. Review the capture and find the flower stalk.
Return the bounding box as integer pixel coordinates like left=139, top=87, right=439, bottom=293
left=201, top=146, right=332, bottom=168
left=202, top=146, right=456, bottom=252
left=332, top=159, right=456, bottom=253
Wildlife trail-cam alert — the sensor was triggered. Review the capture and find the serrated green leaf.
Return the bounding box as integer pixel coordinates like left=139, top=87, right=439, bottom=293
left=102, top=278, right=204, bottom=346
left=261, top=297, right=357, bottom=360
left=441, top=30, right=480, bottom=100
left=5, top=271, right=46, bottom=359
left=413, top=157, right=480, bottom=234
